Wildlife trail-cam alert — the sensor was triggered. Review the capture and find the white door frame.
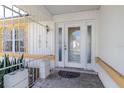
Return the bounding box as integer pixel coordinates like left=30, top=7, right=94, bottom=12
left=55, top=20, right=96, bottom=70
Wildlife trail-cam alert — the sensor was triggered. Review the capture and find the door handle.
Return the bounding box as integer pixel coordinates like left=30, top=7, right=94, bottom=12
left=64, top=45, right=67, bottom=50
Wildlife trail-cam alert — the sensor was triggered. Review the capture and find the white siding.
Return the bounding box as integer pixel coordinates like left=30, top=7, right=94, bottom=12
left=28, top=21, right=54, bottom=55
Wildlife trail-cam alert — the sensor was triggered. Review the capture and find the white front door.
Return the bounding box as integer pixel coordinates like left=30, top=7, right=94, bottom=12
left=56, top=21, right=95, bottom=69
left=64, top=22, right=85, bottom=68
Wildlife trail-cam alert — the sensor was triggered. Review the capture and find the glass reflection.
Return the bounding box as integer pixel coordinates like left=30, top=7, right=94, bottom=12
left=68, top=27, right=80, bottom=62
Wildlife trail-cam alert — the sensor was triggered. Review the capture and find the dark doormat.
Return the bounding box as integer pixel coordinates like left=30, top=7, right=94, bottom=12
left=58, top=70, right=80, bottom=78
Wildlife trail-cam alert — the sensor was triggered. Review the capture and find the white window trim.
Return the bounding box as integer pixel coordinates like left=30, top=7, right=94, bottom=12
left=3, top=28, right=25, bottom=53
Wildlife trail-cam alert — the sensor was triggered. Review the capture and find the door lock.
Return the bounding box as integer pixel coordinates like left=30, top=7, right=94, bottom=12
left=64, top=45, right=67, bottom=50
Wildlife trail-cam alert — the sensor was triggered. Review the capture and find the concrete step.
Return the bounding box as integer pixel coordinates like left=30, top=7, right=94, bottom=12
left=54, top=67, right=98, bottom=75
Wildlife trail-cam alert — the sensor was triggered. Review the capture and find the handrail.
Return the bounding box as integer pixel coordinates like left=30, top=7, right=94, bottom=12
left=97, top=57, right=124, bottom=78
left=0, top=52, right=55, bottom=61
left=0, top=56, right=51, bottom=71
left=0, top=63, right=23, bottom=71
left=96, top=57, right=124, bottom=87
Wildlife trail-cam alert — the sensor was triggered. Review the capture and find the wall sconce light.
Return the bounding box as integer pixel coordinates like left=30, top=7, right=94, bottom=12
left=46, top=25, right=49, bottom=48
left=46, top=25, right=49, bottom=33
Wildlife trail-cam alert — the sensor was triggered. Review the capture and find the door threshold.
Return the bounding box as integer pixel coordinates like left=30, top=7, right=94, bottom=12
left=54, top=67, right=98, bottom=75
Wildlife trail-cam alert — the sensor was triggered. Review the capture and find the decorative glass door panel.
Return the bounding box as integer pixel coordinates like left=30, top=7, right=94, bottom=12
left=68, top=27, right=80, bottom=63
left=58, top=28, right=62, bottom=61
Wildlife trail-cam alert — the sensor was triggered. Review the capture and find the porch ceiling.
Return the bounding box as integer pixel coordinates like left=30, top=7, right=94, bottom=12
left=44, top=5, right=100, bottom=15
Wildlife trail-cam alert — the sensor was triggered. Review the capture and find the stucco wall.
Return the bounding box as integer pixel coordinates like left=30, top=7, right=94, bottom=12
left=99, top=6, right=124, bottom=75
left=95, top=5, right=124, bottom=87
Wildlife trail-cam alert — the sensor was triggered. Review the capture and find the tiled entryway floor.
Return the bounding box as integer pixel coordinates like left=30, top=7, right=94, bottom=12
left=32, top=70, right=104, bottom=88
